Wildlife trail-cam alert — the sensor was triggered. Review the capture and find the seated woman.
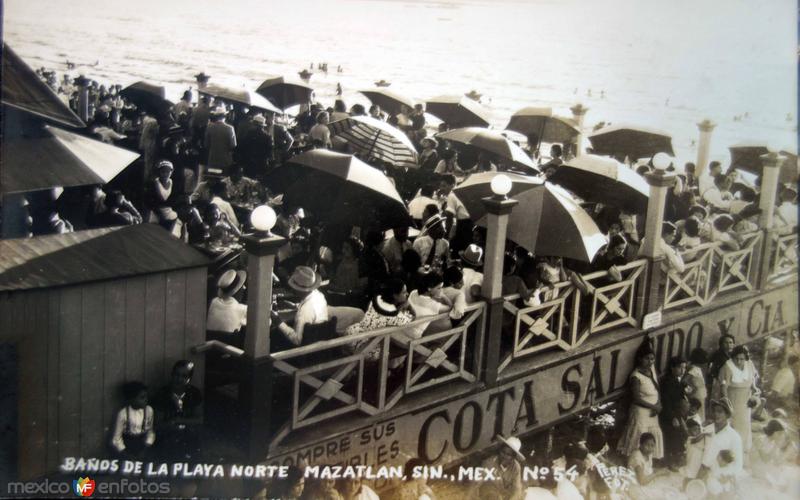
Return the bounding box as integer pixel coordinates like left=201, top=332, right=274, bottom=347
left=408, top=270, right=453, bottom=334
left=149, top=160, right=179, bottom=233
left=205, top=202, right=241, bottom=247
left=111, top=381, right=155, bottom=459
left=627, top=433, right=669, bottom=498
left=343, top=278, right=415, bottom=362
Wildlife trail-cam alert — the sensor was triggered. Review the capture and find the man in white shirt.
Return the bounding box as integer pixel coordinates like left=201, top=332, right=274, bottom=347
left=698, top=161, right=723, bottom=197
left=206, top=270, right=248, bottom=333
left=381, top=226, right=413, bottom=273
left=272, top=266, right=329, bottom=347
left=700, top=398, right=743, bottom=480
left=702, top=174, right=734, bottom=213
left=407, top=185, right=439, bottom=223
left=459, top=244, right=484, bottom=303
left=637, top=222, right=686, bottom=273
left=413, top=214, right=450, bottom=271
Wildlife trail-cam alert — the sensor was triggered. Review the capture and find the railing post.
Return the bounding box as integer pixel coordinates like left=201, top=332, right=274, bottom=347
left=756, top=152, right=782, bottom=288
left=480, top=180, right=518, bottom=385
left=239, top=207, right=285, bottom=461
left=570, top=103, right=589, bottom=157
left=73, top=75, right=91, bottom=123
left=695, top=119, right=716, bottom=178
left=640, top=159, right=676, bottom=314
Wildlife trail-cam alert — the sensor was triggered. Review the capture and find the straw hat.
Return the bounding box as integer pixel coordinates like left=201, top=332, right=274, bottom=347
left=217, top=269, right=247, bottom=297
left=459, top=244, right=484, bottom=267
left=420, top=213, right=446, bottom=236
left=287, top=266, right=321, bottom=293
left=497, top=435, right=525, bottom=462
left=157, top=160, right=174, bottom=172
left=253, top=114, right=267, bottom=126
left=211, top=105, right=227, bottom=117
left=421, top=137, right=438, bottom=149
left=710, top=398, right=734, bottom=418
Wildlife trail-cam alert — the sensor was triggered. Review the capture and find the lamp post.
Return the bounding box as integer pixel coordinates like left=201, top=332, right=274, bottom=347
left=695, top=119, right=716, bottom=178
left=481, top=174, right=518, bottom=384
left=756, top=152, right=783, bottom=288
left=570, top=103, right=589, bottom=157
left=641, top=153, right=676, bottom=314
left=73, top=75, right=91, bottom=123
left=239, top=205, right=285, bottom=461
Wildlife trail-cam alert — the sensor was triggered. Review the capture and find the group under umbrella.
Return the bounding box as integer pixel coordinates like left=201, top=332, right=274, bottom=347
left=729, top=144, right=799, bottom=184
left=437, top=127, right=538, bottom=173
left=266, top=149, right=411, bottom=230
left=505, top=107, right=580, bottom=146
left=119, top=81, right=174, bottom=118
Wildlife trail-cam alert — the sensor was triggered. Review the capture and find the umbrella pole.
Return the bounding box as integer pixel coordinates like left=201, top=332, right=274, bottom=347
left=537, top=120, right=546, bottom=160
left=368, top=130, right=381, bottom=163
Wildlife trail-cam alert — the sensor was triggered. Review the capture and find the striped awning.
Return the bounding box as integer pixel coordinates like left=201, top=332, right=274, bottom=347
left=329, top=115, right=418, bottom=169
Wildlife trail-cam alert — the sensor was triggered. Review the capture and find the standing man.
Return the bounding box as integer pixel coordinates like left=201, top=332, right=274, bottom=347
left=698, top=399, right=743, bottom=488
left=205, top=106, right=237, bottom=174
left=238, top=114, right=272, bottom=180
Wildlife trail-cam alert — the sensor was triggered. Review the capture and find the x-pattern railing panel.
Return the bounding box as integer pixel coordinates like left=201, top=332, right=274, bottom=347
left=582, top=260, right=646, bottom=335
left=664, top=243, right=715, bottom=310
left=715, top=231, right=760, bottom=294
left=770, top=232, right=798, bottom=280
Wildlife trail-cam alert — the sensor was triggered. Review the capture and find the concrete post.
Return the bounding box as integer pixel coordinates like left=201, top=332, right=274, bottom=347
left=640, top=168, right=676, bottom=314
left=756, top=152, right=783, bottom=288
left=239, top=230, right=285, bottom=461
left=570, top=103, right=589, bottom=157
left=695, top=119, right=716, bottom=178
left=480, top=195, right=518, bottom=385
left=73, top=75, right=91, bottom=123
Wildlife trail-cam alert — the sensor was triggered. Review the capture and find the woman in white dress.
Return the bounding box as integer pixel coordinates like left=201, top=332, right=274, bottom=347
left=719, top=345, right=760, bottom=453
left=617, top=341, right=664, bottom=460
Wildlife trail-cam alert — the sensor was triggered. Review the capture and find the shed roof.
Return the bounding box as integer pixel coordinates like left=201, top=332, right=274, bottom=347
left=0, top=224, right=210, bottom=292
left=1, top=44, right=85, bottom=129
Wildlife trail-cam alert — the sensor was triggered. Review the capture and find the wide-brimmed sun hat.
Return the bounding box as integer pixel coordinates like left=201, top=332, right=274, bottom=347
left=497, top=435, right=525, bottom=462
left=287, top=266, right=321, bottom=293
left=217, top=269, right=247, bottom=297
left=459, top=244, right=484, bottom=267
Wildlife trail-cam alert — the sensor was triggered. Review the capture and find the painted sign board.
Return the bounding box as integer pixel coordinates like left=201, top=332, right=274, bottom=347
left=268, top=285, right=797, bottom=470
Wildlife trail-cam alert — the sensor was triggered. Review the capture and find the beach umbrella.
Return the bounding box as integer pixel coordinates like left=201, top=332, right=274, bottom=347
left=473, top=181, right=607, bottom=262
left=437, top=127, right=538, bottom=173
left=453, top=171, right=541, bottom=218
left=729, top=144, right=799, bottom=184
left=1, top=124, right=139, bottom=194
left=505, top=107, right=580, bottom=145
left=588, top=124, right=674, bottom=160
left=268, top=149, right=411, bottom=229
left=777, top=151, right=799, bottom=184
left=256, top=75, right=314, bottom=110
left=328, top=115, right=418, bottom=169
left=425, top=95, right=491, bottom=128
left=199, top=83, right=281, bottom=114
left=119, top=81, right=174, bottom=117
left=359, top=88, right=415, bottom=116
left=549, top=154, right=649, bottom=213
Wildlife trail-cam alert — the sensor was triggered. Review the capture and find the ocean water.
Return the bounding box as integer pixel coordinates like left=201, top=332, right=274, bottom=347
left=4, top=0, right=797, bottom=162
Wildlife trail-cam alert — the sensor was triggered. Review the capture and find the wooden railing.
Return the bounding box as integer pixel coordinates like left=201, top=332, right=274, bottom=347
left=663, top=231, right=762, bottom=310
left=498, top=260, right=648, bottom=374
left=768, top=231, right=798, bottom=281
left=267, top=302, right=485, bottom=450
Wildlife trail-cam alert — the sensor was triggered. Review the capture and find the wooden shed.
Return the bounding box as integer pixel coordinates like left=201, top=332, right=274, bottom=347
left=0, top=224, right=210, bottom=480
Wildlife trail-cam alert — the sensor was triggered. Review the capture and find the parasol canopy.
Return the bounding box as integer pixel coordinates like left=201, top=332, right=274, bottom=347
left=425, top=95, right=491, bottom=128
left=329, top=115, right=418, bottom=169
left=452, top=172, right=541, bottom=218
left=1, top=124, right=139, bottom=194
left=199, top=83, right=281, bottom=114
left=437, top=127, right=538, bottom=173
left=268, top=149, right=411, bottom=229
left=359, top=88, right=416, bottom=116
left=505, top=107, right=580, bottom=145
left=729, top=144, right=799, bottom=184
left=548, top=154, right=649, bottom=213
left=256, top=75, right=314, bottom=110
left=588, top=124, right=674, bottom=160
left=473, top=181, right=607, bottom=262
left=119, top=81, right=174, bottom=117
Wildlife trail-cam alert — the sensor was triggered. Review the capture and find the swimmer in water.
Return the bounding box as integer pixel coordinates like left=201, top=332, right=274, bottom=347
left=665, top=98, right=670, bottom=106
left=336, top=83, right=342, bottom=96
left=600, top=90, right=605, bottom=99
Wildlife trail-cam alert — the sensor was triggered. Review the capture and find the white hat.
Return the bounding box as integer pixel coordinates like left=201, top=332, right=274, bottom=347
left=497, top=435, right=525, bottom=462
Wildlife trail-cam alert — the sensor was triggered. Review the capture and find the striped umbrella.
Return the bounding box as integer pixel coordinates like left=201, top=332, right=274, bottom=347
left=328, top=115, right=418, bottom=168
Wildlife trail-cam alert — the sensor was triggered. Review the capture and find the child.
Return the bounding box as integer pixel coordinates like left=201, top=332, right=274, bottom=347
left=707, top=450, right=739, bottom=496
left=111, top=381, right=155, bottom=459
left=628, top=433, right=669, bottom=487
left=687, top=397, right=704, bottom=426
left=683, top=419, right=706, bottom=488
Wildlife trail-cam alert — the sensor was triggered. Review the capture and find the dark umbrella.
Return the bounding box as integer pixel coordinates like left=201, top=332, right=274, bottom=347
left=472, top=180, right=607, bottom=262
left=268, top=149, right=411, bottom=229
left=329, top=115, right=418, bottom=169
left=729, top=144, right=799, bottom=184
left=256, top=75, right=314, bottom=110
left=452, top=172, right=541, bottom=218
left=199, top=83, right=281, bottom=114
left=1, top=124, right=139, bottom=194
left=549, top=155, right=649, bottom=213
left=359, top=88, right=415, bottom=116
left=437, top=127, right=538, bottom=173
left=505, top=107, right=580, bottom=146
left=119, top=81, right=174, bottom=117
left=588, top=124, right=674, bottom=160
left=425, top=95, right=491, bottom=128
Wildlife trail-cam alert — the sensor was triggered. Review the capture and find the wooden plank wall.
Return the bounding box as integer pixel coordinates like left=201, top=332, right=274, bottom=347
left=0, top=267, right=207, bottom=480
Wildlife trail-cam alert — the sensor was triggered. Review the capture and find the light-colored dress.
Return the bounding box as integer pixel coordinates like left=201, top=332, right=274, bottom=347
left=685, top=364, right=707, bottom=419
left=719, top=359, right=757, bottom=451
left=618, top=370, right=664, bottom=459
